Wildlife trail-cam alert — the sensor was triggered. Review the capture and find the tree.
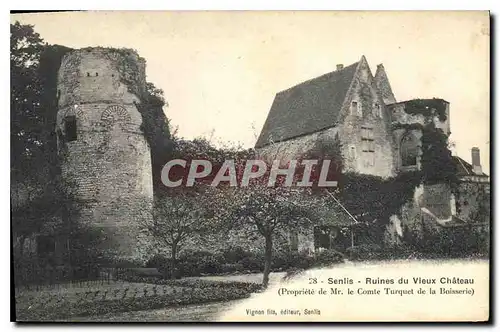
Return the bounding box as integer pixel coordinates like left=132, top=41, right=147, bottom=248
left=11, top=23, right=73, bottom=217
left=221, top=144, right=330, bottom=288
left=11, top=21, right=46, bottom=182
left=146, top=190, right=220, bottom=278
left=229, top=185, right=324, bottom=287
left=158, top=135, right=334, bottom=286
left=145, top=135, right=228, bottom=276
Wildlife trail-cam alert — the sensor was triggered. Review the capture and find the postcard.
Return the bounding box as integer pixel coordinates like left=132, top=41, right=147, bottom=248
left=11, top=10, right=490, bottom=322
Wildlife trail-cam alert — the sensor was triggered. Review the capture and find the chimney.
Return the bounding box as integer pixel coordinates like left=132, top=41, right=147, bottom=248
left=471, top=147, right=482, bottom=174
left=336, top=64, right=344, bottom=71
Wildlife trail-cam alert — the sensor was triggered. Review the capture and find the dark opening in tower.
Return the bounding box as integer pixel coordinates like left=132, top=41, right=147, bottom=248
left=65, top=116, right=77, bottom=142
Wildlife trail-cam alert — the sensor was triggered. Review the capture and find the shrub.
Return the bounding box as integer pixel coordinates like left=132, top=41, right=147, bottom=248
left=313, top=249, right=345, bottom=267
left=222, top=247, right=252, bottom=264
left=145, top=254, right=174, bottom=278
left=145, top=251, right=228, bottom=278
left=292, top=252, right=316, bottom=269
left=239, top=255, right=265, bottom=272
left=346, top=244, right=383, bottom=261
left=272, top=251, right=315, bottom=271
left=145, top=254, right=169, bottom=269
left=177, top=250, right=225, bottom=277
left=219, top=263, right=244, bottom=274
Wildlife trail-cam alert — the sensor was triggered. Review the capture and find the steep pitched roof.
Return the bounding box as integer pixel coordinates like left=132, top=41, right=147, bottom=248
left=374, top=64, right=396, bottom=105
left=255, top=60, right=360, bottom=148
left=452, top=156, right=488, bottom=177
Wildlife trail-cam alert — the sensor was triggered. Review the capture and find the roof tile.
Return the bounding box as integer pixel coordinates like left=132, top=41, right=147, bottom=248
left=255, top=61, right=359, bottom=148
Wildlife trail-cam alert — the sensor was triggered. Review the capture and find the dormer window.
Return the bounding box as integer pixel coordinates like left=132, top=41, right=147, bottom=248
left=64, top=116, right=77, bottom=142
left=351, top=101, right=357, bottom=115
left=351, top=101, right=362, bottom=116
left=374, top=103, right=381, bottom=117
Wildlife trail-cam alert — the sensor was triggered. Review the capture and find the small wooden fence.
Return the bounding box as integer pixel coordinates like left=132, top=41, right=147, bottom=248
left=13, top=262, right=138, bottom=290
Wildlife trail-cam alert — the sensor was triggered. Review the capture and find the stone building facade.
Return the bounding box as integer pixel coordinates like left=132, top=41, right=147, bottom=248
left=255, top=55, right=489, bottom=251
left=56, top=48, right=154, bottom=264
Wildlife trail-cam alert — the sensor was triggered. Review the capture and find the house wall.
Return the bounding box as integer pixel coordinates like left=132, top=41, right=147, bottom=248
left=256, top=126, right=339, bottom=163
left=337, top=59, right=395, bottom=178
left=255, top=60, right=479, bottom=253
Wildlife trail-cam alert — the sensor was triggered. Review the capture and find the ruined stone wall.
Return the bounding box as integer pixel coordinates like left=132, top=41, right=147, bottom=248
left=455, top=180, right=490, bottom=223
left=423, top=183, right=452, bottom=219
left=392, top=126, right=423, bottom=172
left=390, top=101, right=450, bottom=173
left=56, top=48, right=153, bottom=265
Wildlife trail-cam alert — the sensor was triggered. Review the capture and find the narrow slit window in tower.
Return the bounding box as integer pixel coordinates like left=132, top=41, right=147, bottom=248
left=65, top=116, right=77, bottom=142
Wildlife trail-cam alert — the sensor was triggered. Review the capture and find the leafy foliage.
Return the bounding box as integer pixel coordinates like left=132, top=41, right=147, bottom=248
left=136, top=99, right=172, bottom=195
left=160, top=136, right=330, bottom=286
left=11, top=22, right=47, bottom=182
left=145, top=186, right=226, bottom=277
left=223, top=157, right=328, bottom=287
left=420, top=123, right=458, bottom=187
left=391, top=123, right=424, bottom=131
left=468, top=188, right=490, bottom=224
left=11, top=24, right=174, bottom=267
left=404, top=98, right=448, bottom=122
left=339, top=171, right=422, bottom=224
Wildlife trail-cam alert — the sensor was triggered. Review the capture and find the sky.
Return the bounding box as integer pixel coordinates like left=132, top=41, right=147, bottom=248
left=10, top=11, right=490, bottom=173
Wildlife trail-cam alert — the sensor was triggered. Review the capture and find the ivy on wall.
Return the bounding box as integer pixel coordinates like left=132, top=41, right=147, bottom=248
left=338, top=171, right=422, bottom=225
left=420, top=122, right=458, bottom=189
left=403, top=98, right=448, bottom=122
left=391, top=123, right=424, bottom=131
left=309, top=134, right=422, bottom=229
left=314, top=120, right=458, bottom=231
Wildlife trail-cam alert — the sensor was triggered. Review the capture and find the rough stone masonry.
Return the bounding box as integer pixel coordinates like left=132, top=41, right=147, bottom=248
left=56, top=47, right=154, bottom=265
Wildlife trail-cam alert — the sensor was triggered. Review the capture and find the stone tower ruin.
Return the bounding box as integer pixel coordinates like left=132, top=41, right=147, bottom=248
left=56, top=47, right=154, bottom=265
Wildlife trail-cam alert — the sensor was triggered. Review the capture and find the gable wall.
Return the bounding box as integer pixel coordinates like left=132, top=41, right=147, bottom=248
left=337, top=59, right=395, bottom=178
left=374, top=65, right=397, bottom=105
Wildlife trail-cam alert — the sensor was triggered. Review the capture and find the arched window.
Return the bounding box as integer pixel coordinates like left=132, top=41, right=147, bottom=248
left=401, top=132, right=419, bottom=166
